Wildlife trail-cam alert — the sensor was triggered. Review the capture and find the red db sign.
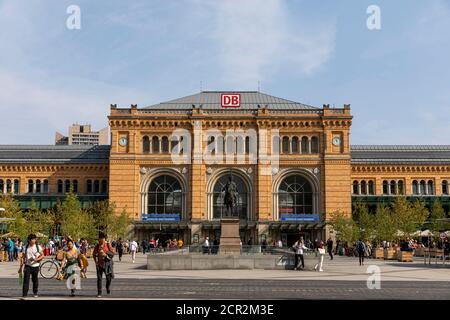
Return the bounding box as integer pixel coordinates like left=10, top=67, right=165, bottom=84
left=221, top=94, right=240, bottom=108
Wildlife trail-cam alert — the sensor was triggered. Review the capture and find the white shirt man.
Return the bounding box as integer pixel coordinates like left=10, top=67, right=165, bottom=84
left=293, top=240, right=308, bottom=270
left=130, top=240, right=138, bottom=263
left=277, top=240, right=283, bottom=248
left=25, top=243, right=43, bottom=267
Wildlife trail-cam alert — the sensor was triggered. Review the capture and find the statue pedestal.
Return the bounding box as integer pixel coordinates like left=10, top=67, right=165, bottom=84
left=219, top=218, right=241, bottom=255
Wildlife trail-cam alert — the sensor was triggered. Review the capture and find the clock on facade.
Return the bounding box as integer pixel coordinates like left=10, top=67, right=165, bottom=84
left=332, top=137, right=341, bottom=146
left=119, top=137, right=128, bottom=146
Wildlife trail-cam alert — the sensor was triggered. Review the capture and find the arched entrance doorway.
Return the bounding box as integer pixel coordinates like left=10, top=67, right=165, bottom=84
left=212, top=174, right=249, bottom=220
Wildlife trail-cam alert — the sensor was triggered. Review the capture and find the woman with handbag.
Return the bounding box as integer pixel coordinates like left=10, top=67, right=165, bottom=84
left=58, top=238, right=82, bottom=297
left=314, top=241, right=326, bottom=272
left=93, top=232, right=115, bottom=298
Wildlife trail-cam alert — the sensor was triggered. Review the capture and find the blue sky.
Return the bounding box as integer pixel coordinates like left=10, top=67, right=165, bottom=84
left=0, top=0, right=449, bottom=145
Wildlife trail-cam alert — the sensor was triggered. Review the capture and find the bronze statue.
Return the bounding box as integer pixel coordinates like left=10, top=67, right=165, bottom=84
left=222, top=176, right=238, bottom=217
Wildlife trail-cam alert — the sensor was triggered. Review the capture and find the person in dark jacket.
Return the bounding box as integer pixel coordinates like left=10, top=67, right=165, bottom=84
left=356, top=239, right=366, bottom=266
left=326, top=237, right=334, bottom=260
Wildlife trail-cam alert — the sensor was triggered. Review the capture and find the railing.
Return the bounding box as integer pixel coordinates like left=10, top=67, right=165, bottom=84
left=146, top=245, right=319, bottom=256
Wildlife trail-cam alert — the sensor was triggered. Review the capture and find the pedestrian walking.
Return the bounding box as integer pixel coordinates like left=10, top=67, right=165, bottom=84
left=326, top=237, right=334, bottom=260
left=58, top=238, right=81, bottom=297
left=356, top=239, right=366, bottom=266
left=292, top=237, right=307, bottom=270
left=93, top=232, right=115, bottom=298
left=130, top=240, right=138, bottom=263
left=19, top=234, right=44, bottom=297
left=314, top=241, right=325, bottom=272
left=8, top=237, right=14, bottom=262
left=202, top=237, right=210, bottom=254
left=117, top=238, right=124, bottom=262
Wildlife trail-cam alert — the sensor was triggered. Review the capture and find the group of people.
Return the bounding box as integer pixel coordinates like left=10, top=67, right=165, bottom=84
left=0, top=237, right=24, bottom=262
left=18, top=232, right=118, bottom=298
left=140, top=238, right=184, bottom=253
left=292, top=237, right=327, bottom=271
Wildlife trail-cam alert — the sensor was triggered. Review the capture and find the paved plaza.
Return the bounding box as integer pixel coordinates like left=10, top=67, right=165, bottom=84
left=0, top=254, right=449, bottom=299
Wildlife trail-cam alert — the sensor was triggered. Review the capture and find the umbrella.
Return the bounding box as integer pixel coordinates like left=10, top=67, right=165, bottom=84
left=420, top=230, right=434, bottom=237
left=0, top=232, right=19, bottom=238
left=35, top=232, right=48, bottom=238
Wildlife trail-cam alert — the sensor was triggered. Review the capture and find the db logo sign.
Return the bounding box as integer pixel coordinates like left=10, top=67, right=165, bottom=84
left=221, top=94, right=240, bottom=108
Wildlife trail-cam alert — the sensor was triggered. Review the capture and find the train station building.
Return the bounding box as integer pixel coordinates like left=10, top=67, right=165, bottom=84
left=1, top=91, right=450, bottom=245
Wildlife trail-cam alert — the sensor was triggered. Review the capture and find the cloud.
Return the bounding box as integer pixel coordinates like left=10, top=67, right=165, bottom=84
left=0, top=71, right=147, bottom=144
left=209, top=0, right=336, bottom=86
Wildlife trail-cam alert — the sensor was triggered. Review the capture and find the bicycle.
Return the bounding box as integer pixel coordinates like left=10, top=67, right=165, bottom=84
left=39, top=256, right=62, bottom=279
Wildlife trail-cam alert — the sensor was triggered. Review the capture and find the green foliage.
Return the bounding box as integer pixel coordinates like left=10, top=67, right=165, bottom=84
left=58, top=192, right=94, bottom=241
left=352, top=201, right=375, bottom=241
left=429, top=199, right=449, bottom=235
left=25, top=199, right=52, bottom=235
left=373, top=203, right=396, bottom=244
left=328, top=210, right=358, bottom=244
left=391, top=197, right=428, bottom=239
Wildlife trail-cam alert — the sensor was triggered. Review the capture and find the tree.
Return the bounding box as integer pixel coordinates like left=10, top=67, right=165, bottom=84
left=373, top=203, right=396, bottom=245
left=328, top=211, right=358, bottom=245
left=58, top=192, right=94, bottom=241
left=390, top=197, right=428, bottom=240
left=26, top=200, right=53, bottom=235
left=0, top=195, right=27, bottom=239
left=109, top=209, right=132, bottom=240
left=429, top=199, right=448, bottom=236
left=352, top=201, right=375, bottom=241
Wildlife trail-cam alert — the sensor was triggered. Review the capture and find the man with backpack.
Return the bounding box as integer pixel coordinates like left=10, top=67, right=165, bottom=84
left=356, top=239, right=366, bottom=266
left=93, top=232, right=115, bottom=298
left=18, top=234, right=44, bottom=298
left=292, top=237, right=308, bottom=270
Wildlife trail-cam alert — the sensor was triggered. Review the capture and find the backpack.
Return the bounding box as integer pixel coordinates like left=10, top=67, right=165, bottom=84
left=357, top=242, right=365, bottom=252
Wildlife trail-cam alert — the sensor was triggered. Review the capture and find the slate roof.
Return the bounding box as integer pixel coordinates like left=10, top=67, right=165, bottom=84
left=351, top=145, right=450, bottom=164
left=0, top=145, right=111, bottom=164
left=143, top=91, right=318, bottom=110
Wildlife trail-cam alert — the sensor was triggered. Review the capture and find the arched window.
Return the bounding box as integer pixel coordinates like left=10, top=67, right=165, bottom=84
left=143, top=136, right=150, bottom=153
left=87, top=180, right=92, bottom=193
left=272, top=136, right=280, bottom=155
left=368, top=180, right=375, bottom=195
left=212, top=174, right=248, bottom=220
left=170, top=136, right=179, bottom=153
left=57, top=180, right=63, bottom=193
left=397, top=180, right=404, bottom=195
left=361, top=180, right=367, bottom=195
left=382, top=180, right=389, bottom=195
left=301, top=137, right=309, bottom=154
left=412, top=180, right=418, bottom=195
left=427, top=180, right=434, bottom=195
left=65, top=180, right=71, bottom=193
left=73, top=180, right=78, bottom=193
left=0, top=179, right=3, bottom=193
left=390, top=180, right=397, bottom=195
left=6, top=179, right=12, bottom=193
left=28, top=179, right=34, bottom=193
left=353, top=180, right=359, bottom=195
left=419, top=180, right=426, bottom=195
left=207, top=136, right=216, bottom=155
left=235, top=136, right=245, bottom=155
left=148, top=175, right=183, bottom=215
left=291, top=137, right=299, bottom=153
left=101, top=180, right=108, bottom=194
left=278, top=175, right=313, bottom=216
left=161, top=136, right=169, bottom=153
left=35, top=179, right=41, bottom=193
left=225, top=136, right=235, bottom=155
left=43, top=180, right=48, bottom=193
left=245, top=136, right=250, bottom=154
left=14, top=179, right=20, bottom=194
left=94, top=180, right=100, bottom=193
left=152, top=136, right=160, bottom=153
left=311, top=136, right=319, bottom=153
left=442, top=180, right=448, bottom=195
left=282, top=137, right=290, bottom=154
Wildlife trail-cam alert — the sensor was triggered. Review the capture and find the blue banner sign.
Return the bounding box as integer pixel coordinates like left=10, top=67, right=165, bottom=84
left=280, top=214, right=320, bottom=222
left=141, top=214, right=181, bottom=222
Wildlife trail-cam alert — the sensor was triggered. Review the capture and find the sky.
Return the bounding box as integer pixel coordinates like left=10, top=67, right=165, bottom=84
left=0, top=0, right=449, bottom=145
